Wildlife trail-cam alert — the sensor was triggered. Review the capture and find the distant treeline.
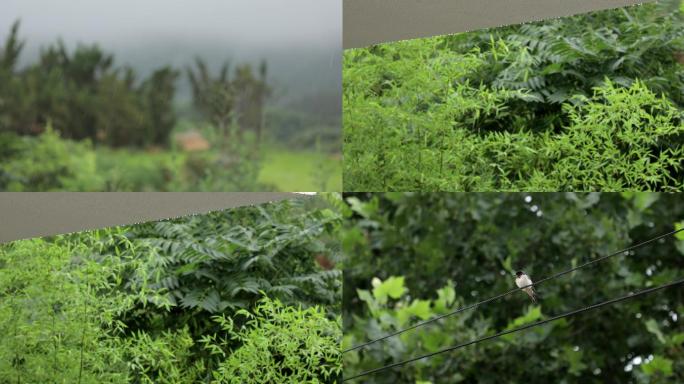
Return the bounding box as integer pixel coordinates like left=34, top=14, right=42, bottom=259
left=0, top=21, right=268, bottom=147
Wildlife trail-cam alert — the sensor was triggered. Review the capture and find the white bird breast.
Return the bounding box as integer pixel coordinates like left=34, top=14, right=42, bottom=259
left=516, top=275, right=533, bottom=288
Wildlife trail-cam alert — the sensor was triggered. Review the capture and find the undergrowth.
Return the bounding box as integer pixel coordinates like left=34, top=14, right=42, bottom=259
left=0, top=197, right=343, bottom=383
left=343, top=3, right=684, bottom=191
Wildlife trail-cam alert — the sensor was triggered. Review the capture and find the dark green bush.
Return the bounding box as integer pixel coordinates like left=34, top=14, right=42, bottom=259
left=445, top=3, right=684, bottom=115
left=0, top=21, right=178, bottom=147
left=78, top=198, right=342, bottom=326
left=0, top=127, right=104, bottom=191
left=341, top=193, right=684, bottom=383
left=1, top=196, right=343, bottom=383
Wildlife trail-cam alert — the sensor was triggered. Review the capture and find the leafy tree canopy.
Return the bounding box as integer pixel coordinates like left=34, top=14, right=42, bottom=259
left=342, top=192, right=684, bottom=383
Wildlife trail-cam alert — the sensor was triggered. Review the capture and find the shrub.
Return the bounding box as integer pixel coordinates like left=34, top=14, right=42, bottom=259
left=343, top=3, right=684, bottom=191
left=0, top=196, right=344, bottom=383
left=122, top=328, right=206, bottom=384
left=0, top=239, right=128, bottom=383
left=0, top=127, right=104, bottom=191
left=206, top=297, right=342, bottom=384
left=552, top=80, right=684, bottom=191
left=0, top=128, right=268, bottom=191
left=0, top=21, right=178, bottom=147
left=76, top=198, right=343, bottom=331
left=95, top=149, right=181, bottom=191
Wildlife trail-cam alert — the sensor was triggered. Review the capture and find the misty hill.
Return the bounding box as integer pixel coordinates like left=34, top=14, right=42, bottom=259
left=16, top=36, right=341, bottom=118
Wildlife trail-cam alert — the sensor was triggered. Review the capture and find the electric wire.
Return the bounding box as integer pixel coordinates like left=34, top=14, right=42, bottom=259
left=344, top=227, right=684, bottom=353
left=343, top=276, right=684, bottom=381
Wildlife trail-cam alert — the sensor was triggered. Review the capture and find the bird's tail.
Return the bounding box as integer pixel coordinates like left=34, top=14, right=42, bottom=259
left=525, top=288, right=538, bottom=303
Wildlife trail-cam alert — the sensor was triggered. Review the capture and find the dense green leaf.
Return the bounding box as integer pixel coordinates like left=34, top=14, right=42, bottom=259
left=344, top=4, right=684, bottom=191
left=0, top=196, right=342, bottom=383
left=343, top=193, right=684, bottom=384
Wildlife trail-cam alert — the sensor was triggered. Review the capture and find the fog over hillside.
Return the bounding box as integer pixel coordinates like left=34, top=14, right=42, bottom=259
left=1, top=0, right=341, bottom=111
left=1, top=0, right=338, bottom=47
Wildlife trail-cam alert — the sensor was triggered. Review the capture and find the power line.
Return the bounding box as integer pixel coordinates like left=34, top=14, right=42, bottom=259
left=343, top=276, right=684, bottom=381
left=344, top=227, right=684, bottom=353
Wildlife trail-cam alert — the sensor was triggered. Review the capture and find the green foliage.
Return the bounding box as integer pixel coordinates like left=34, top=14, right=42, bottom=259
left=342, top=193, right=684, bottom=383
left=94, top=148, right=183, bottom=191
left=0, top=21, right=178, bottom=147
left=123, top=328, right=206, bottom=384
left=0, top=197, right=343, bottom=383
left=0, top=239, right=129, bottom=383
left=370, top=276, right=407, bottom=305
left=446, top=3, right=684, bottom=108
left=0, top=21, right=341, bottom=191
left=0, top=129, right=276, bottom=191
left=266, top=107, right=341, bottom=153
left=552, top=80, right=684, bottom=191
left=206, top=297, right=342, bottom=383
left=188, top=58, right=270, bottom=146
left=0, top=126, right=104, bottom=191
left=343, top=4, right=684, bottom=191
left=79, top=198, right=342, bottom=321
left=169, top=129, right=266, bottom=192
left=0, top=127, right=339, bottom=191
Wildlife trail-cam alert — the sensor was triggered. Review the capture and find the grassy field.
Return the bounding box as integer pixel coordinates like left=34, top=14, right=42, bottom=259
left=96, top=145, right=342, bottom=191
left=0, top=129, right=341, bottom=191
left=258, top=147, right=342, bottom=191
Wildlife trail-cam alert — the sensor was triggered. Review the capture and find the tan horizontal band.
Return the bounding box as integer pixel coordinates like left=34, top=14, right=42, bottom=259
left=0, top=192, right=305, bottom=243
left=344, top=0, right=650, bottom=49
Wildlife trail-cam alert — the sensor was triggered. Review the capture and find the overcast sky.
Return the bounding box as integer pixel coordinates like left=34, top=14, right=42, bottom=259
left=1, top=0, right=340, bottom=50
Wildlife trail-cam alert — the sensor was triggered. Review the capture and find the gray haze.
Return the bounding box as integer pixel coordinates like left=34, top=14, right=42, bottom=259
left=1, top=0, right=341, bottom=109
left=1, top=0, right=339, bottom=49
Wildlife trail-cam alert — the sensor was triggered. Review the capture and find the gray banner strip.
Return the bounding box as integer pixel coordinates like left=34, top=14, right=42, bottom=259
left=0, top=192, right=303, bottom=243
left=344, top=0, right=650, bottom=49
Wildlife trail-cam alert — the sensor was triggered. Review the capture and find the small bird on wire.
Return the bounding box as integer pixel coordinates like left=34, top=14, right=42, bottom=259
left=515, top=270, right=538, bottom=303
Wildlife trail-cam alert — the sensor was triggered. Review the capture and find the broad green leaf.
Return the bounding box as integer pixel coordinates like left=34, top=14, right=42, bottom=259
left=641, top=355, right=673, bottom=377
left=501, top=306, right=543, bottom=342
left=419, top=330, right=447, bottom=352
left=346, top=197, right=378, bottom=219
left=632, top=192, right=659, bottom=211
left=357, top=289, right=374, bottom=305
left=502, top=255, right=513, bottom=273
left=562, top=346, right=587, bottom=376
left=674, top=221, right=684, bottom=240
left=668, top=332, right=684, bottom=346
left=372, top=276, right=406, bottom=304
left=508, top=306, right=543, bottom=328
left=644, top=319, right=666, bottom=344
left=434, top=282, right=456, bottom=313
left=406, top=299, right=432, bottom=320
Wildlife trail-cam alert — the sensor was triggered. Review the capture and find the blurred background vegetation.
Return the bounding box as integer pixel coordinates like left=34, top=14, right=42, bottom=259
left=0, top=1, right=340, bottom=191
left=341, top=192, right=684, bottom=383
left=0, top=195, right=344, bottom=382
